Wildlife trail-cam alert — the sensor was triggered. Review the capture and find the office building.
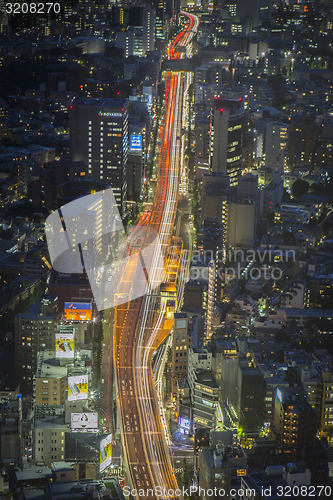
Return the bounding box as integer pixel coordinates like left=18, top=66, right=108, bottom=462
left=33, top=405, right=69, bottom=466
left=210, top=98, right=244, bottom=186
left=221, top=356, right=264, bottom=433
left=198, top=443, right=246, bottom=500
left=225, top=198, right=256, bottom=250
left=142, top=4, right=156, bottom=54
left=259, top=174, right=283, bottom=218
left=237, top=361, right=264, bottom=433
left=321, top=368, right=333, bottom=433
left=189, top=369, right=219, bottom=430
left=264, top=122, right=288, bottom=171
left=195, top=113, right=211, bottom=179
left=274, top=387, right=318, bottom=447
left=15, top=302, right=58, bottom=394
left=201, top=172, right=230, bottom=223
left=34, top=351, right=68, bottom=406
left=262, top=375, right=289, bottom=427
left=206, top=259, right=216, bottom=342
left=70, top=98, right=129, bottom=214
left=1, top=397, right=23, bottom=466
left=172, top=313, right=193, bottom=393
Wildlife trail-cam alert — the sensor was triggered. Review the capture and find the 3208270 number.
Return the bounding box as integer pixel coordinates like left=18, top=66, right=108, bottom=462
left=5, top=3, right=61, bottom=14
left=276, top=485, right=332, bottom=497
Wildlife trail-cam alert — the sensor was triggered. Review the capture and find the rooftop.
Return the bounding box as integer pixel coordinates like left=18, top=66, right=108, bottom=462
left=195, top=370, right=219, bottom=389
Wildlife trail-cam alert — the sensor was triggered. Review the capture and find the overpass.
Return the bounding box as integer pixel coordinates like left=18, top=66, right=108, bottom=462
left=162, top=59, right=194, bottom=72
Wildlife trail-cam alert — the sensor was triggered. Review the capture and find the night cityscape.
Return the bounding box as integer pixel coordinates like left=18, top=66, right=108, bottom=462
left=0, top=1, right=333, bottom=499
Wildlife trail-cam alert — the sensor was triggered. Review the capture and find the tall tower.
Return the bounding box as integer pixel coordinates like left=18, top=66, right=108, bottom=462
left=69, top=98, right=128, bottom=215
left=210, top=98, right=244, bottom=186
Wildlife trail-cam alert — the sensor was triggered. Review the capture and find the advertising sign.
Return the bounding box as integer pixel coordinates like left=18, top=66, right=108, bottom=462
left=276, top=388, right=283, bottom=403
left=71, top=412, right=98, bottom=432
left=64, top=302, right=92, bottom=321
left=68, top=375, right=88, bottom=401
left=55, top=332, right=74, bottom=358
left=179, top=417, right=190, bottom=431
left=100, top=434, right=112, bottom=472
left=130, top=134, right=142, bottom=151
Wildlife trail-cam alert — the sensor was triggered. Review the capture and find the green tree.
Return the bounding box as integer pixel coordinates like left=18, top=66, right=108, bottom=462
left=291, top=179, right=309, bottom=198
left=326, top=426, right=333, bottom=442
left=181, top=459, right=190, bottom=489
left=167, top=346, right=172, bottom=364
left=266, top=211, right=275, bottom=223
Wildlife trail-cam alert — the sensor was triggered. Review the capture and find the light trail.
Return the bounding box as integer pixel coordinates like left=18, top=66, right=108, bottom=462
left=110, top=11, right=199, bottom=500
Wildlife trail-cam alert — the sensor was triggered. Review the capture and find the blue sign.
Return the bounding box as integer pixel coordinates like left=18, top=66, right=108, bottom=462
left=130, top=135, right=142, bottom=151
left=65, top=302, right=92, bottom=311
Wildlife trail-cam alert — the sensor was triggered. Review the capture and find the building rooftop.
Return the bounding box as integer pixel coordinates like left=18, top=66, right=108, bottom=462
left=71, top=97, right=128, bottom=109
left=45, top=479, right=125, bottom=499
left=195, top=370, right=219, bottom=389
left=15, top=468, right=52, bottom=483
left=36, top=353, right=68, bottom=379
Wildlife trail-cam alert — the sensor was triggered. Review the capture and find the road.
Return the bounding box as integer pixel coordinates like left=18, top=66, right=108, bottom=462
left=109, top=12, right=199, bottom=500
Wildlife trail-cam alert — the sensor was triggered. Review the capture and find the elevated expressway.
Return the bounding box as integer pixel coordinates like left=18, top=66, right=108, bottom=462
left=111, top=12, right=198, bottom=500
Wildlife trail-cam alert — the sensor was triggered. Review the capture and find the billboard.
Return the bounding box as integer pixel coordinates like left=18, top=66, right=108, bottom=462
left=64, top=302, right=92, bottom=321
left=179, top=417, right=190, bottom=431
left=68, top=375, right=88, bottom=401
left=55, top=332, right=74, bottom=359
left=71, top=412, right=98, bottom=432
left=130, top=134, right=142, bottom=151
left=276, top=388, right=283, bottom=403
left=100, top=434, right=112, bottom=472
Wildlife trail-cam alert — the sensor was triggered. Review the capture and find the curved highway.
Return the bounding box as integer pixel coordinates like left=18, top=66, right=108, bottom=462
left=111, top=12, right=198, bottom=499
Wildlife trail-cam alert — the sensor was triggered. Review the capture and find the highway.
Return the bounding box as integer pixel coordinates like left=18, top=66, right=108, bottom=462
left=110, top=12, right=199, bottom=499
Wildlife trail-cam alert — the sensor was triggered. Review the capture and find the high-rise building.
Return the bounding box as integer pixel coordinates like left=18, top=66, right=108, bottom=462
left=143, top=5, right=156, bottom=54
left=237, top=361, right=264, bottom=432
left=225, top=198, right=256, bottom=250
left=321, top=368, right=333, bottom=433
left=264, top=122, right=288, bottom=171
left=221, top=355, right=264, bottom=433
left=201, top=172, right=230, bottom=223
left=189, top=370, right=219, bottom=430
left=206, top=260, right=216, bottom=342
left=15, top=298, right=58, bottom=394
left=171, top=313, right=193, bottom=393
left=274, top=387, right=318, bottom=447
left=225, top=0, right=262, bottom=27
left=70, top=98, right=129, bottom=214
left=195, top=113, right=211, bottom=179
left=154, top=0, right=166, bottom=44
left=259, top=173, right=283, bottom=218
left=210, top=98, right=243, bottom=186
left=187, top=348, right=218, bottom=430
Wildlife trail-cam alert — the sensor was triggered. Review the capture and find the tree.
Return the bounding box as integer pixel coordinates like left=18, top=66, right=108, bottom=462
left=291, top=179, right=309, bottom=198
left=326, top=426, right=333, bottom=442
left=181, top=459, right=190, bottom=489
left=266, top=211, right=275, bottom=223
left=167, top=346, right=172, bottom=365
left=268, top=74, right=285, bottom=90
